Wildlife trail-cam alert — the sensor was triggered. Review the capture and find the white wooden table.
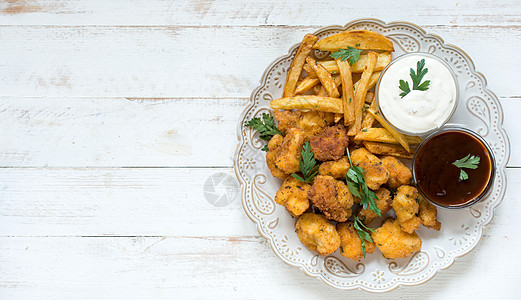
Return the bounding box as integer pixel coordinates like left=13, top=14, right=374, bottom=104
left=0, top=1, right=519, bottom=298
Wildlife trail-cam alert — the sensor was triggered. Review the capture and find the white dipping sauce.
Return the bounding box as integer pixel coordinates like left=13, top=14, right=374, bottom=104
left=377, top=54, right=457, bottom=134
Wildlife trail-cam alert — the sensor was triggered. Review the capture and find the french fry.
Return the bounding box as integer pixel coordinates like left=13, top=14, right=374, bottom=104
left=303, top=63, right=317, bottom=78
left=313, top=84, right=322, bottom=94
left=283, top=34, right=319, bottom=97
left=363, top=141, right=414, bottom=159
left=366, top=108, right=411, bottom=153
left=313, top=30, right=394, bottom=52
left=270, top=95, right=343, bottom=113
left=336, top=58, right=355, bottom=126
left=348, top=51, right=377, bottom=136
left=318, top=52, right=391, bottom=74
left=355, top=128, right=423, bottom=145
left=295, top=77, right=320, bottom=95
left=306, top=56, right=340, bottom=98
left=365, top=91, right=375, bottom=104
left=354, top=71, right=381, bottom=92
left=361, top=95, right=377, bottom=129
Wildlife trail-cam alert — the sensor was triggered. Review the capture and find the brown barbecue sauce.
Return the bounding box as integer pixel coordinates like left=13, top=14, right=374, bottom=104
left=413, top=130, right=493, bottom=207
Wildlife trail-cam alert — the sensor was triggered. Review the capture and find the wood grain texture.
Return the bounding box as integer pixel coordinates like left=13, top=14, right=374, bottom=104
left=0, top=25, right=519, bottom=98
left=0, top=0, right=520, bottom=26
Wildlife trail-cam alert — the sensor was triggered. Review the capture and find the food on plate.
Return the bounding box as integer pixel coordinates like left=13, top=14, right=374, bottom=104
left=418, top=196, right=442, bottom=231
left=414, top=128, right=494, bottom=208
left=313, top=30, right=394, bottom=52
left=247, top=29, right=442, bottom=260
left=270, top=95, right=344, bottom=113
left=392, top=185, right=421, bottom=234
left=371, top=218, right=422, bottom=259
left=273, top=110, right=335, bottom=139
left=265, top=134, right=287, bottom=179
left=295, top=213, right=341, bottom=255
left=358, top=187, right=392, bottom=225
left=275, top=176, right=310, bottom=217
left=283, top=34, right=319, bottom=97
left=275, top=128, right=305, bottom=174
left=310, top=125, right=349, bottom=161
left=308, top=175, right=353, bottom=222
left=381, top=156, right=413, bottom=189
left=348, top=51, right=378, bottom=136
left=363, top=141, right=414, bottom=159
left=306, top=56, right=340, bottom=98
left=350, top=147, right=389, bottom=191
left=337, top=221, right=375, bottom=261
left=377, top=53, right=458, bottom=134
left=318, top=156, right=350, bottom=179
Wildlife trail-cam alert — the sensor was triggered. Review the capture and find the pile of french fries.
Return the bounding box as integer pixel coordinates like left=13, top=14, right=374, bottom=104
left=270, top=30, right=422, bottom=158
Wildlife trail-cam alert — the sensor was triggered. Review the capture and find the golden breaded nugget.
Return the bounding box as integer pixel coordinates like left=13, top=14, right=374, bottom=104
left=371, top=218, right=422, bottom=259
left=273, top=110, right=334, bottom=140
left=392, top=185, right=420, bottom=233
left=308, top=175, right=353, bottom=222
left=358, top=188, right=392, bottom=225
left=265, top=134, right=287, bottom=179
left=295, top=213, right=341, bottom=255
left=419, top=196, right=442, bottom=231
left=318, top=156, right=350, bottom=179
left=310, top=125, right=349, bottom=161
left=337, top=221, right=375, bottom=261
left=275, top=128, right=305, bottom=174
left=381, top=156, right=412, bottom=189
left=275, top=176, right=310, bottom=217
left=350, top=148, right=389, bottom=191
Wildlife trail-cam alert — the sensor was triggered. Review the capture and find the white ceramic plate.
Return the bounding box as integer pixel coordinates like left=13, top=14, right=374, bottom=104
left=234, top=19, right=510, bottom=292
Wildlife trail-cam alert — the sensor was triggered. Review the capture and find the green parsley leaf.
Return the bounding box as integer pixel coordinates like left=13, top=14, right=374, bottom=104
left=345, top=149, right=382, bottom=216
left=329, top=47, right=363, bottom=65
left=398, top=59, right=431, bottom=98
left=261, top=145, right=269, bottom=152
left=452, top=154, right=480, bottom=181
left=291, top=142, right=319, bottom=184
left=246, top=113, right=282, bottom=141
left=353, top=216, right=375, bottom=258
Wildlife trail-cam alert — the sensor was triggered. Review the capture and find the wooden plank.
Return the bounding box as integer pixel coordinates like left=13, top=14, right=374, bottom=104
left=0, top=0, right=519, bottom=26
left=0, top=167, right=256, bottom=237
left=0, top=167, right=519, bottom=237
left=0, top=216, right=519, bottom=298
left=0, top=25, right=518, bottom=98
left=0, top=96, right=517, bottom=168
left=0, top=97, right=247, bottom=167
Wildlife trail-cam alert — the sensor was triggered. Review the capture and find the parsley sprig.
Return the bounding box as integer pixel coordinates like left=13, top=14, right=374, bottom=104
left=345, top=149, right=381, bottom=216
left=329, top=47, right=362, bottom=65
left=246, top=113, right=282, bottom=151
left=399, top=58, right=431, bottom=98
left=291, top=142, right=319, bottom=184
left=353, top=216, right=375, bottom=258
left=452, top=154, right=480, bottom=181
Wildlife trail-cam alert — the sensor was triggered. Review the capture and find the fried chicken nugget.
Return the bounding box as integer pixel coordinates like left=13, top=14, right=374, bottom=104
left=275, top=127, right=305, bottom=174
left=350, top=148, right=389, bottom=190
left=310, top=125, right=349, bottom=161
left=273, top=110, right=334, bottom=140
left=275, top=176, right=310, bottom=217
left=358, top=187, right=392, bottom=224
left=392, top=185, right=420, bottom=233
left=371, top=218, right=422, bottom=259
left=381, top=156, right=412, bottom=189
left=337, top=221, right=375, bottom=261
left=308, top=175, right=354, bottom=222
left=419, top=196, right=442, bottom=231
left=295, top=213, right=341, bottom=255
left=318, top=156, right=350, bottom=179
left=266, top=134, right=288, bottom=179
